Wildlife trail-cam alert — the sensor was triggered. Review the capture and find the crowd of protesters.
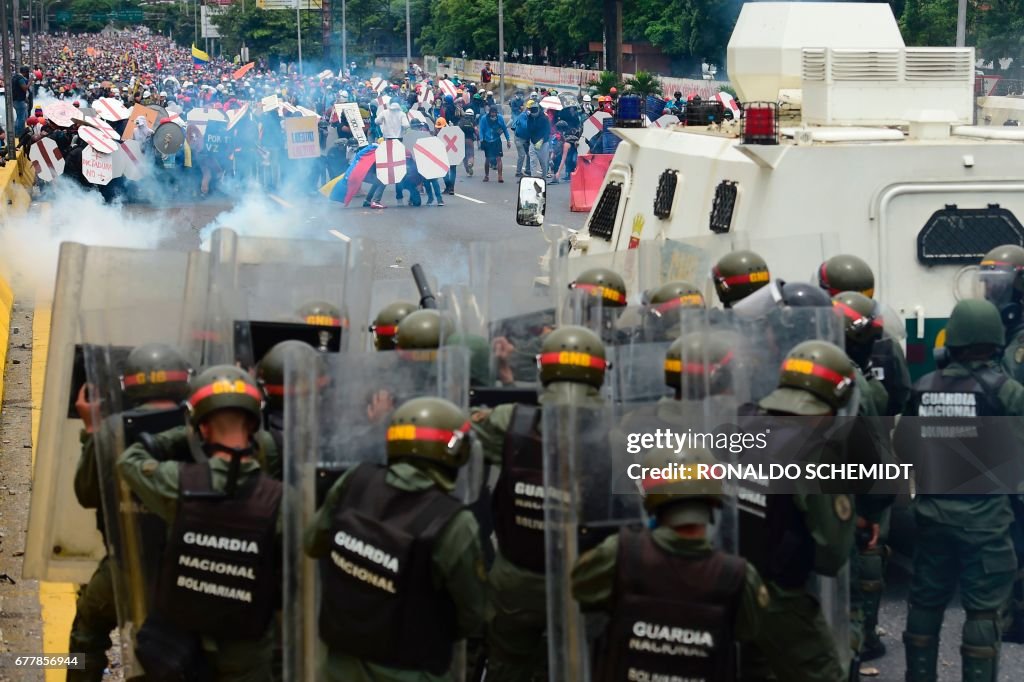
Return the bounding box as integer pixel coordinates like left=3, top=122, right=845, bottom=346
left=0, top=28, right=669, bottom=205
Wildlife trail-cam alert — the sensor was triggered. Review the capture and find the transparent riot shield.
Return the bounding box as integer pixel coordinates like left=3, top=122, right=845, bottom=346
left=726, top=306, right=851, bottom=673
left=79, top=301, right=223, bottom=678
left=194, top=228, right=376, bottom=368
left=282, top=345, right=470, bottom=682
left=544, top=393, right=644, bottom=682
left=25, top=243, right=210, bottom=584
left=449, top=236, right=560, bottom=400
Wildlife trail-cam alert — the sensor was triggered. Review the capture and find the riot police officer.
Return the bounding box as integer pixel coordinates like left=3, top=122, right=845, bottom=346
left=978, top=244, right=1024, bottom=642
left=254, top=339, right=316, bottom=481
left=640, top=280, right=705, bottom=341
left=833, top=291, right=895, bottom=664
left=895, top=299, right=1024, bottom=682
left=472, top=325, right=607, bottom=681
left=711, top=250, right=770, bottom=309
left=298, top=301, right=347, bottom=351
left=817, top=254, right=910, bottom=417
left=370, top=300, right=418, bottom=351
left=304, top=396, right=487, bottom=680
left=571, top=447, right=768, bottom=681
left=568, top=267, right=628, bottom=309
left=566, top=267, right=629, bottom=342
left=395, top=308, right=455, bottom=355
left=118, top=366, right=283, bottom=681
left=70, top=343, right=192, bottom=681
left=743, top=340, right=858, bottom=682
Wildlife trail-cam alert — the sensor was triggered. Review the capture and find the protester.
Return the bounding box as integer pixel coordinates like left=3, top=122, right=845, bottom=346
left=478, top=105, right=510, bottom=183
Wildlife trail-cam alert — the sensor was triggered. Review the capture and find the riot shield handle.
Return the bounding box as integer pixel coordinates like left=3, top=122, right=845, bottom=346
left=411, top=264, right=437, bottom=309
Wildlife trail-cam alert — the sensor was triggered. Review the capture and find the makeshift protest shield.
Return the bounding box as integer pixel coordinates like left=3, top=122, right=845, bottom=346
left=25, top=243, right=210, bottom=584
left=193, top=228, right=375, bottom=369
left=281, top=345, right=470, bottom=682
left=79, top=301, right=222, bottom=678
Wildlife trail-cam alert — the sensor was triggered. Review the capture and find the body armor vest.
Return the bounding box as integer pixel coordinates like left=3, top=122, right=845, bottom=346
left=599, top=527, right=745, bottom=682
left=492, top=405, right=547, bottom=572
left=155, top=462, right=281, bottom=639
left=904, top=367, right=1015, bottom=495
left=871, top=336, right=910, bottom=416
left=320, top=463, right=463, bottom=674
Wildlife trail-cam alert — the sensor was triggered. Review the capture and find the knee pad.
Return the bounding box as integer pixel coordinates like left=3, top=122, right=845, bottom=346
left=963, top=610, right=1000, bottom=650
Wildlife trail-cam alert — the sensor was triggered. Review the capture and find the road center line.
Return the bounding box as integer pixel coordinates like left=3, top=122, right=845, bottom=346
left=268, top=194, right=294, bottom=208
left=454, top=193, right=486, bottom=204
left=329, top=229, right=351, bottom=242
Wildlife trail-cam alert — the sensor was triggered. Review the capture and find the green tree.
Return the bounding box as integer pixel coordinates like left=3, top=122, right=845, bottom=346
left=588, top=70, right=622, bottom=95
left=899, top=0, right=957, bottom=46
left=212, top=5, right=322, bottom=62
left=976, top=1, right=1024, bottom=62
left=626, top=70, right=662, bottom=96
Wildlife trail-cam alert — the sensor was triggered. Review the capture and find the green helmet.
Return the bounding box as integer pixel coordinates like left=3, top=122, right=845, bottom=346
left=665, top=331, right=735, bottom=398
left=186, top=365, right=264, bottom=425
left=395, top=309, right=455, bottom=355
left=831, top=292, right=883, bottom=347
left=537, top=325, right=607, bottom=388
left=386, top=396, right=472, bottom=469
left=817, top=254, right=875, bottom=298
left=298, top=301, right=347, bottom=329
left=646, top=281, right=705, bottom=311
left=944, top=299, right=1004, bottom=349
left=370, top=300, right=417, bottom=351
left=711, top=250, right=770, bottom=306
left=644, top=281, right=705, bottom=340
left=120, top=343, right=193, bottom=405
left=640, top=447, right=722, bottom=521
left=758, top=340, right=855, bottom=416
left=978, top=244, right=1024, bottom=309
left=569, top=267, right=627, bottom=308
left=255, top=340, right=317, bottom=411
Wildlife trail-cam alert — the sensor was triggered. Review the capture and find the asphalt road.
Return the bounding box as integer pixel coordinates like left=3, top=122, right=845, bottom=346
left=129, top=149, right=588, bottom=281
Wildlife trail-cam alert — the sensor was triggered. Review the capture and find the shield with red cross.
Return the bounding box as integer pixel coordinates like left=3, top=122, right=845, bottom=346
left=436, top=125, right=465, bottom=165
left=413, top=136, right=450, bottom=180
left=29, top=138, right=65, bottom=182
left=375, top=139, right=407, bottom=185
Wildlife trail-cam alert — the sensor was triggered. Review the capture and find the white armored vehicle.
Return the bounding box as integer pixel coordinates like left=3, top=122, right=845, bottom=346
left=574, top=1, right=1024, bottom=378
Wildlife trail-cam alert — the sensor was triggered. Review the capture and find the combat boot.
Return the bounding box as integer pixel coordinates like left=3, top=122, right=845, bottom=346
left=961, top=644, right=998, bottom=682
left=902, top=632, right=938, bottom=682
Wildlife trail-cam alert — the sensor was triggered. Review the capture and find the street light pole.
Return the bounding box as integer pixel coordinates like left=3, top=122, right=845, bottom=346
left=12, top=0, right=22, bottom=65
left=405, top=0, right=410, bottom=67
left=1, top=0, right=17, bottom=159
left=498, top=0, right=504, bottom=106
left=296, top=0, right=302, bottom=74
left=956, top=0, right=967, bottom=47
left=341, top=0, right=347, bottom=77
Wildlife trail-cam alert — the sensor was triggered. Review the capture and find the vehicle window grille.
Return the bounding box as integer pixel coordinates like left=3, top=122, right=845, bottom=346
left=917, top=204, right=1024, bottom=265
left=654, top=170, right=678, bottom=220
left=709, top=181, right=738, bottom=234
left=588, top=182, right=623, bottom=241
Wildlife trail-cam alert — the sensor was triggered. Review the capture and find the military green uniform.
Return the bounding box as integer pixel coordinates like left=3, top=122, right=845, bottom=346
left=118, top=429, right=279, bottom=682
left=899, top=358, right=1023, bottom=681
left=69, top=430, right=116, bottom=681
left=304, top=461, right=487, bottom=682
left=572, top=527, right=764, bottom=635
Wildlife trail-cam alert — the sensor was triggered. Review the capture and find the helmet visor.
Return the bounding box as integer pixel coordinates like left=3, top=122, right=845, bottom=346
left=731, top=279, right=782, bottom=320
left=973, top=268, right=1016, bottom=308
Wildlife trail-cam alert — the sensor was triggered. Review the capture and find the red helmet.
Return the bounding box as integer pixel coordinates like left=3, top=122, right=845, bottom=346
left=609, top=87, right=618, bottom=94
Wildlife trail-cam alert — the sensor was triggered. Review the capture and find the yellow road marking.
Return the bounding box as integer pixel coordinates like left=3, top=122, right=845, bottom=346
left=0, top=276, right=13, bottom=413
left=31, top=306, right=77, bottom=681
